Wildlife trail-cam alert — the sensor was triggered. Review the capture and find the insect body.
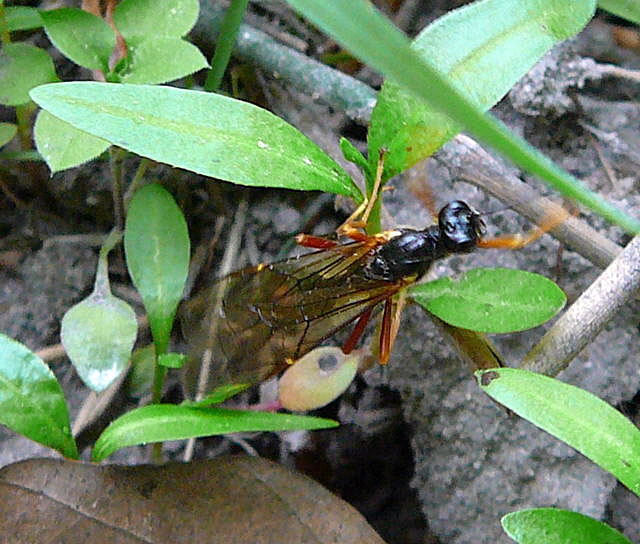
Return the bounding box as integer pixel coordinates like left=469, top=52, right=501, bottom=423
left=365, top=200, right=485, bottom=281
left=181, top=200, right=488, bottom=391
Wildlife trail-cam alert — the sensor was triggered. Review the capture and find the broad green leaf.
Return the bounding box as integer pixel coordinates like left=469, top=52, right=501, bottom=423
left=502, top=508, right=633, bottom=544
left=114, top=0, right=199, bottom=47
left=41, top=8, right=115, bottom=71
left=598, top=0, right=640, bottom=25
left=0, top=334, right=78, bottom=459
left=29, top=82, right=361, bottom=199
left=92, top=404, right=338, bottom=461
left=34, top=110, right=110, bottom=172
left=285, top=1, right=639, bottom=234
left=0, top=123, right=17, bottom=148
left=368, top=0, right=597, bottom=180
left=478, top=368, right=640, bottom=496
left=6, top=6, right=43, bottom=31
left=124, top=184, right=190, bottom=355
left=118, top=37, right=208, bottom=84
left=410, top=268, right=566, bottom=333
left=0, top=43, right=58, bottom=106
left=61, top=230, right=137, bottom=392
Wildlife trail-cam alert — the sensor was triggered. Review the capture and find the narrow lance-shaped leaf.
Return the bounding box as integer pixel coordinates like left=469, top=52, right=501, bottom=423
left=61, top=230, right=137, bottom=392
left=124, top=184, right=190, bottom=355
left=29, top=82, right=361, bottom=200
left=0, top=334, right=78, bottom=459
left=92, top=404, right=338, bottom=461
left=478, top=368, right=640, bottom=497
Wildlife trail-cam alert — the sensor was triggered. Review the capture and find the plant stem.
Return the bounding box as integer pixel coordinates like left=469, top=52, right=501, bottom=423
left=15, top=102, right=35, bottom=150
left=123, top=157, right=150, bottom=210
left=204, top=0, right=250, bottom=92
left=193, top=3, right=376, bottom=123
left=109, top=147, right=126, bottom=232
left=0, top=1, right=10, bottom=45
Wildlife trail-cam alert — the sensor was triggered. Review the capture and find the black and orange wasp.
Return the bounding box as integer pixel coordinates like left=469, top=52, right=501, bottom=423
left=181, top=156, right=564, bottom=392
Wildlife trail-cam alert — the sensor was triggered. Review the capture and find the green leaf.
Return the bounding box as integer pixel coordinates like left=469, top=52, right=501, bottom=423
left=6, top=6, right=44, bottom=31
left=339, top=136, right=369, bottom=175
left=41, top=8, right=115, bottom=71
left=0, top=123, right=17, bottom=148
left=118, top=37, right=208, bottom=85
left=114, top=0, right=200, bottom=47
left=126, top=345, right=156, bottom=397
left=477, top=368, right=640, bottom=496
left=368, top=0, right=597, bottom=180
left=598, top=0, right=640, bottom=25
left=0, top=334, right=78, bottom=459
left=502, top=508, right=633, bottom=544
left=410, top=268, right=566, bottom=333
left=29, top=82, right=361, bottom=199
left=34, top=110, right=110, bottom=173
left=186, top=383, right=251, bottom=408
left=285, top=1, right=640, bottom=235
left=61, top=230, right=137, bottom=392
left=157, top=352, right=186, bottom=369
left=0, top=43, right=58, bottom=106
left=124, top=184, right=190, bottom=355
left=92, top=404, right=338, bottom=461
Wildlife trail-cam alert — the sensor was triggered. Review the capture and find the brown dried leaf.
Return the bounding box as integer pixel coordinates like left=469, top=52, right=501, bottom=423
left=0, top=455, right=386, bottom=544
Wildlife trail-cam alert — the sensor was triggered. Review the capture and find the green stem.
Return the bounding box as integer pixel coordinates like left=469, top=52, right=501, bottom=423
left=204, top=0, right=250, bottom=92
left=0, top=1, right=10, bottom=45
left=193, top=3, right=375, bottom=123
left=123, top=157, right=150, bottom=210
left=109, top=147, right=126, bottom=232
left=15, top=102, right=35, bottom=150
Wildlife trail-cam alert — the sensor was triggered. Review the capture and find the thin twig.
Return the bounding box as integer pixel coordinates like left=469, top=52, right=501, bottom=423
left=183, top=197, right=248, bottom=462
left=596, top=63, right=640, bottom=83
left=522, top=235, right=640, bottom=376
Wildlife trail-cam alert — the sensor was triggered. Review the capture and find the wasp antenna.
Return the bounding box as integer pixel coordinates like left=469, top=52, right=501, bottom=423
left=406, top=171, right=439, bottom=221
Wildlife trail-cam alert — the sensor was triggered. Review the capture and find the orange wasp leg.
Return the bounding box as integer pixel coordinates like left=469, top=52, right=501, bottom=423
left=378, top=289, right=407, bottom=364
left=337, top=149, right=387, bottom=239
left=342, top=305, right=375, bottom=355
left=477, top=205, right=570, bottom=250
left=295, top=233, right=339, bottom=249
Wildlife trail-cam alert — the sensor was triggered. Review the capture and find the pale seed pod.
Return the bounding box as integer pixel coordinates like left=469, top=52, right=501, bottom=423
left=278, top=346, right=361, bottom=411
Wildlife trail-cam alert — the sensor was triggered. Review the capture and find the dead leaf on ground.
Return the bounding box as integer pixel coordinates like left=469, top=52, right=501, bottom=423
left=0, top=455, right=387, bottom=544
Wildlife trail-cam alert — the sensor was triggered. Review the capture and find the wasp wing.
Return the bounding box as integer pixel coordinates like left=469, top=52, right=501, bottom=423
left=180, top=242, right=399, bottom=390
